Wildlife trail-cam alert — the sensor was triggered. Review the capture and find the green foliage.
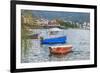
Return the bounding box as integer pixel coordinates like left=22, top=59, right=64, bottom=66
left=56, top=19, right=79, bottom=29
left=21, top=10, right=33, bottom=17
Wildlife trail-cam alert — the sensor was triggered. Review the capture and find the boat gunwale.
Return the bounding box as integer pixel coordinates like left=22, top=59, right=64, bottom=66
left=49, top=44, right=72, bottom=48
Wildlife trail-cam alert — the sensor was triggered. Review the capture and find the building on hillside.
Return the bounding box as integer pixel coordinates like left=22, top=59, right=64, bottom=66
left=82, top=22, right=90, bottom=29
left=21, top=15, right=39, bottom=26
left=36, top=19, right=61, bottom=28
left=21, top=15, right=33, bottom=24
left=48, top=19, right=60, bottom=27
left=36, top=18, right=49, bottom=26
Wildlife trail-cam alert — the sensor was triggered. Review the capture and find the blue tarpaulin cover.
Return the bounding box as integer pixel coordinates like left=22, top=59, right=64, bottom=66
left=41, top=36, right=67, bottom=44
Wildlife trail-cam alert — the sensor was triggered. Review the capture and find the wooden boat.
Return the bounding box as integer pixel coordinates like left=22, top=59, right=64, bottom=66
left=41, top=36, right=67, bottom=44
left=49, top=45, right=72, bottom=55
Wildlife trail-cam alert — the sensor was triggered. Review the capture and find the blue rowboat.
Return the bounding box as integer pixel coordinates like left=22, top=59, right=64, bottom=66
left=41, top=36, right=67, bottom=44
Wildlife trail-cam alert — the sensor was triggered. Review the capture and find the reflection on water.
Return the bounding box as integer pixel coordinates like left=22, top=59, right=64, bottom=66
left=21, top=29, right=90, bottom=63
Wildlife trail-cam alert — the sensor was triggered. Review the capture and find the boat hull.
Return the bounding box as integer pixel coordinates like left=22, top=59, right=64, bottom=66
left=41, top=36, right=67, bottom=44
left=49, top=45, right=72, bottom=55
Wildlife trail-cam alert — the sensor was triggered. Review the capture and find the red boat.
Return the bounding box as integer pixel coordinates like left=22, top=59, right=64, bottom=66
left=49, top=45, right=72, bottom=55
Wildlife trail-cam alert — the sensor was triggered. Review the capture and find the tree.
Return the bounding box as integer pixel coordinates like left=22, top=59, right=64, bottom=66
left=56, top=19, right=79, bottom=28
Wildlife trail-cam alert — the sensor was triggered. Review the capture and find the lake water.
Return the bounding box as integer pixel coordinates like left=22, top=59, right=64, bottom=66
left=21, top=29, right=90, bottom=63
